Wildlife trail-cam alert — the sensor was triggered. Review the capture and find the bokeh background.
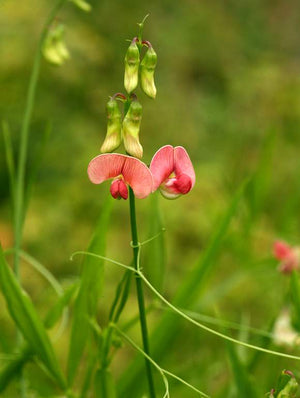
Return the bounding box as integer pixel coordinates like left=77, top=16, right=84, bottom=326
left=1, top=0, right=300, bottom=396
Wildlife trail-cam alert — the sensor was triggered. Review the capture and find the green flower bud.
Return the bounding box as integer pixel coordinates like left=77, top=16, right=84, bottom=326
left=124, top=40, right=140, bottom=94
left=42, top=24, right=70, bottom=66
left=140, top=46, right=157, bottom=99
left=122, top=100, right=143, bottom=159
left=277, top=371, right=298, bottom=397
left=100, top=99, right=122, bottom=153
left=69, top=0, right=91, bottom=12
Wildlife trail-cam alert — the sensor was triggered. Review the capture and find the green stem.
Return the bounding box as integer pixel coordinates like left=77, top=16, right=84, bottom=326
left=12, top=0, right=67, bottom=395
left=13, top=0, right=66, bottom=279
left=129, top=187, right=156, bottom=398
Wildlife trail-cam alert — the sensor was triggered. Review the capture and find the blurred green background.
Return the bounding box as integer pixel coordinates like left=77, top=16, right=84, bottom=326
left=1, top=0, right=300, bottom=396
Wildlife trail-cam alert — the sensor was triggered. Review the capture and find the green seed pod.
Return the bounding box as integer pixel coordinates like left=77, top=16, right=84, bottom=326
left=124, top=40, right=140, bottom=94
left=69, top=0, right=91, bottom=12
left=122, top=100, right=143, bottom=159
left=140, top=46, right=157, bottom=99
left=100, top=99, right=122, bottom=153
left=42, top=24, right=70, bottom=66
left=277, top=371, right=298, bottom=397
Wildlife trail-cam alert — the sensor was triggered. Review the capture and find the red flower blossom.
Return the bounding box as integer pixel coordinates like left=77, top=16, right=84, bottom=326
left=274, top=240, right=300, bottom=274
left=150, top=145, right=195, bottom=199
left=88, top=153, right=153, bottom=199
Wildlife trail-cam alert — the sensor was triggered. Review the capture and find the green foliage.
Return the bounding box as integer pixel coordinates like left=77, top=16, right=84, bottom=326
left=143, top=193, right=166, bottom=291
left=94, top=368, right=117, bottom=398
left=0, top=345, right=31, bottom=393
left=119, top=178, right=249, bottom=397
left=226, top=341, right=259, bottom=398
left=2, top=1, right=300, bottom=396
left=67, top=197, right=113, bottom=385
left=0, top=245, right=66, bottom=389
left=44, top=280, right=78, bottom=329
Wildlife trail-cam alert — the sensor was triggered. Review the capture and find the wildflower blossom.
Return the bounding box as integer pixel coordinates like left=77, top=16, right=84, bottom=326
left=88, top=153, right=153, bottom=199
left=274, top=241, right=300, bottom=274
left=150, top=145, right=195, bottom=199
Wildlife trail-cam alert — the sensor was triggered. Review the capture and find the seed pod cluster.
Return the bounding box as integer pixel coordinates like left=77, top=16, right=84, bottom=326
left=124, top=39, right=157, bottom=99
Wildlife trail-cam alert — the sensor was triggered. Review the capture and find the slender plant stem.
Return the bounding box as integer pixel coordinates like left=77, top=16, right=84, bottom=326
left=12, top=1, right=67, bottom=396
left=129, top=187, right=156, bottom=398
left=13, top=0, right=66, bottom=279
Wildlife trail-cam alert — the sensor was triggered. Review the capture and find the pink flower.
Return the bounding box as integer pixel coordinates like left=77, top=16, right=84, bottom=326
left=150, top=145, right=196, bottom=199
left=273, top=240, right=300, bottom=274
left=88, top=153, right=153, bottom=199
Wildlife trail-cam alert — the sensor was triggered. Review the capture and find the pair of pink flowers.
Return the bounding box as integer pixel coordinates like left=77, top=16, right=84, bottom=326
left=88, top=145, right=195, bottom=200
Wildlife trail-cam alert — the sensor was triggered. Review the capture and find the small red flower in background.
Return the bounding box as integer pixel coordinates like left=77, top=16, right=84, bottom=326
left=150, top=145, right=195, bottom=199
left=274, top=240, right=300, bottom=274
left=88, top=153, right=153, bottom=199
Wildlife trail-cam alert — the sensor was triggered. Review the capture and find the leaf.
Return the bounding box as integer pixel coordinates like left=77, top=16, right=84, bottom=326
left=67, top=197, right=113, bottom=385
left=245, top=130, right=276, bottom=221
left=143, top=193, right=166, bottom=291
left=94, top=368, right=117, bottom=398
left=118, top=178, right=250, bottom=397
left=2, top=121, right=16, bottom=205
left=0, top=245, right=66, bottom=389
left=0, top=345, right=32, bottom=393
left=226, top=340, right=259, bottom=398
left=44, top=280, right=79, bottom=329
left=290, top=271, right=300, bottom=332
left=24, top=121, right=51, bottom=215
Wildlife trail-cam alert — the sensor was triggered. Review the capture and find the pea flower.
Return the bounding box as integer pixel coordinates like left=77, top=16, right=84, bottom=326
left=88, top=153, right=153, bottom=199
left=273, top=240, right=300, bottom=274
left=150, top=145, right=195, bottom=199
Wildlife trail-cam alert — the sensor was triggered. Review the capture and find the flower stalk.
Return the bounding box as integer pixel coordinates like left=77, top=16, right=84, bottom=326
left=128, top=187, right=156, bottom=398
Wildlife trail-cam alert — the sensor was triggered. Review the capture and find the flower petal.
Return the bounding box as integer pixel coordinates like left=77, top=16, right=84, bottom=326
left=274, top=241, right=293, bottom=261
left=87, top=153, right=126, bottom=184
left=122, top=157, right=153, bottom=199
left=149, top=145, right=175, bottom=191
left=174, top=146, right=196, bottom=189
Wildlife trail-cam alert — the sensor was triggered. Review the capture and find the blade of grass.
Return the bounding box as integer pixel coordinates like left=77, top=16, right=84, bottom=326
left=0, top=345, right=32, bottom=394
left=44, top=281, right=79, bottom=329
left=94, top=368, right=117, bottom=398
left=0, top=280, right=77, bottom=393
left=23, top=122, right=52, bottom=215
left=226, top=340, right=259, bottom=398
left=0, top=245, right=66, bottom=389
left=245, top=130, right=276, bottom=221
left=2, top=121, right=15, bottom=206
left=67, top=197, right=113, bottom=385
left=290, top=270, right=300, bottom=332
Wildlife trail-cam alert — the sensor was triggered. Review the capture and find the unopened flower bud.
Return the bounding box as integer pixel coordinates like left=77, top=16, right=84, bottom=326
left=140, top=46, right=157, bottom=99
left=124, top=40, right=140, bottom=94
left=122, top=100, right=143, bottom=159
left=277, top=370, right=298, bottom=397
left=42, top=24, right=70, bottom=66
left=100, top=99, right=122, bottom=153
